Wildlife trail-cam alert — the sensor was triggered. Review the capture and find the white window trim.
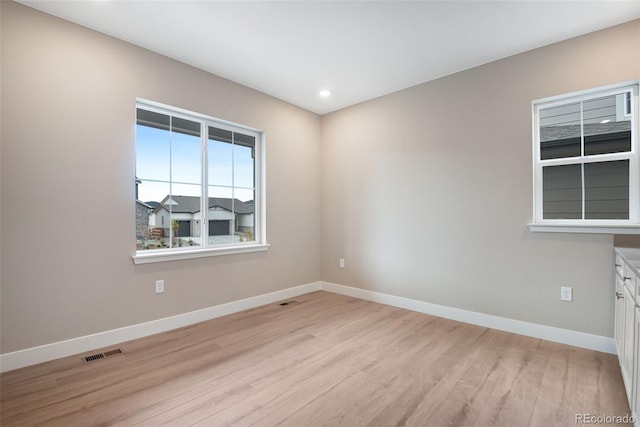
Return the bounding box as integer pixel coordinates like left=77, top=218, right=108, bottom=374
left=132, top=243, right=270, bottom=264
left=530, top=81, right=640, bottom=234
left=133, top=99, right=267, bottom=264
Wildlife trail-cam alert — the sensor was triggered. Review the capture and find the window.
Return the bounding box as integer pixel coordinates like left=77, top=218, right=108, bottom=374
left=133, top=100, right=266, bottom=263
left=531, top=82, right=639, bottom=233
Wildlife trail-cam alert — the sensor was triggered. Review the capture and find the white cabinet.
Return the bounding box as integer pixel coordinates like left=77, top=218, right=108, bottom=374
left=617, top=254, right=626, bottom=277
left=616, top=275, right=626, bottom=356
left=614, top=248, right=640, bottom=419
left=623, top=283, right=635, bottom=399
left=635, top=306, right=640, bottom=417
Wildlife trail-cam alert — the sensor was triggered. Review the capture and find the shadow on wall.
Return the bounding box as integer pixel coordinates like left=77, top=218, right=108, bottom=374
left=614, top=235, right=640, bottom=248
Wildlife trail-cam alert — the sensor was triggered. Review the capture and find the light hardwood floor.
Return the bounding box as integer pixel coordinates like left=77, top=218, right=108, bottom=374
left=0, top=291, right=632, bottom=426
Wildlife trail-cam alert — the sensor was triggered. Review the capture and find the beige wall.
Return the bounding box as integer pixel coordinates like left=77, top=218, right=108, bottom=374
left=0, top=2, right=321, bottom=353
left=1, top=1, right=639, bottom=356
left=320, top=19, right=639, bottom=337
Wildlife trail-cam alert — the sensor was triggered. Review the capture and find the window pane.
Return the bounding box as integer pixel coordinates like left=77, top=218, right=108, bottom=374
left=583, top=94, right=631, bottom=156
left=542, top=164, right=582, bottom=219
left=236, top=189, right=255, bottom=242
left=205, top=186, right=255, bottom=244
left=171, top=124, right=201, bottom=185
left=209, top=126, right=233, bottom=143
left=235, top=188, right=254, bottom=202
left=234, top=140, right=255, bottom=189
left=208, top=185, right=233, bottom=199
left=235, top=132, right=255, bottom=147
left=136, top=124, right=171, bottom=182
left=585, top=160, right=629, bottom=219
left=136, top=181, right=170, bottom=250
left=136, top=180, right=169, bottom=205
left=160, top=186, right=202, bottom=249
left=171, top=116, right=200, bottom=137
left=136, top=113, right=202, bottom=185
left=137, top=109, right=170, bottom=131
left=208, top=127, right=233, bottom=187
left=539, top=102, right=581, bottom=160
left=207, top=185, right=236, bottom=245
left=136, top=183, right=203, bottom=250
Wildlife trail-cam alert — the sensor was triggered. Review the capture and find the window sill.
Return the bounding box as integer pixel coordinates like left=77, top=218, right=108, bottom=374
left=529, top=223, right=640, bottom=235
left=132, top=243, right=270, bottom=264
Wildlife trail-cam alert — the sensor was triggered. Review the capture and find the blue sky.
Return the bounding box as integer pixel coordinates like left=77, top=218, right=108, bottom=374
left=136, top=125, right=255, bottom=203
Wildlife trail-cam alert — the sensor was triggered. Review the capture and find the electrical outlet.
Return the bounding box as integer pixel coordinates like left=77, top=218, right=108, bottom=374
left=560, top=286, right=572, bottom=301
left=155, top=280, right=165, bottom=294
left=339, top=258, right=345, bottom=268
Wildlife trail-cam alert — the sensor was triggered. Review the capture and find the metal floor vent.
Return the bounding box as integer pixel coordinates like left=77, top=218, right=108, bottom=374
left=279, top=300, right=298, bottom=306
left=83, top=348, right=123, bottom=363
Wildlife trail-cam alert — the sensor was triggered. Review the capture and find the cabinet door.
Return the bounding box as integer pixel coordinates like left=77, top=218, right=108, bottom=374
left=622, top=284, right=635, bottom=403
left=624, top=267, right=637, bottom=301
left=616, top=254, right=625, bottom=278
left=616, top=276, right=626, bottom=356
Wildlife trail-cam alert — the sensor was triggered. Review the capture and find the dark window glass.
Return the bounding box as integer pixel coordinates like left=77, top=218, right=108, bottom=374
left=539, top=102, right=581, bottom=160
left=583, top=95, right=631, bottom=156
left=542, top=164, right=582, bottom=219
left=585, top=160, right=629, bottom=219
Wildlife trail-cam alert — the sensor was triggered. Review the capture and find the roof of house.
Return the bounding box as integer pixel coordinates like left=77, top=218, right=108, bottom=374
left=154, top=195, right=254, bottom=214
left=136, top=200, right=153, bottom=209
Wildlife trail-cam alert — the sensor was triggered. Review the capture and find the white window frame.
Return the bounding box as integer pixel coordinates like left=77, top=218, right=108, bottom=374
left=133, top=99, right=268, bottom=264
left=530, top=81, right=640, bottom=234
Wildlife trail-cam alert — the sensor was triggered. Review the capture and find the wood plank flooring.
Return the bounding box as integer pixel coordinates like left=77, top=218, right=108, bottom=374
left=0, top=291, right=632, bottom=426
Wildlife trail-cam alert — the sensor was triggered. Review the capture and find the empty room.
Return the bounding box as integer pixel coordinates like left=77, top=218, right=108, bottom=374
left=2, top=0, right=640, bottom=425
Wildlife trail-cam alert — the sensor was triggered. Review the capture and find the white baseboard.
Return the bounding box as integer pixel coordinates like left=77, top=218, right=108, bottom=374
left=0, top=280, right=615, bottom=373
left=319, top=281, right=616, bottom=355
left=0, top=282, right=322, bottom=373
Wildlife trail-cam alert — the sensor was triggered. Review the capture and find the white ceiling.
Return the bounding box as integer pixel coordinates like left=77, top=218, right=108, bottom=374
left=18, top=0, right=640, bottom=115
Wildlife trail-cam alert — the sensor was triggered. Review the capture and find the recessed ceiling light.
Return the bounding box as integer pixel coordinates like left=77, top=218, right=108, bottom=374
left=600, top=119, right=611, bottom=124
left=319, top=90, right=331, bottom=98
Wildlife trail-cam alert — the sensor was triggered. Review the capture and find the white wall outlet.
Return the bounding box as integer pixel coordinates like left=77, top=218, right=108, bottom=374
left=155, top=280, right=165, bottom=294
left=339, top=258, right=345, bottom=268
left=560, top=286, right=572, bottom=301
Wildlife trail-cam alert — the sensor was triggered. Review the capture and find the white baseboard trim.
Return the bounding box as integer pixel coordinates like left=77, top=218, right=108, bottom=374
left=1, top=280, right=615, bottom=373
left=0, top=282, right=322, bottom=373
left=319, top=281, right=616, bottom=355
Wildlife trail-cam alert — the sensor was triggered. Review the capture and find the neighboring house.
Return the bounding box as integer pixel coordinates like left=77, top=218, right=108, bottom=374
left=540, top=121, right=632, bottom=158
left=539, top=92, right=630, bottom=127
left=148, top=195, right=254, bottom=238
left=145, top=201, right=161, bottom=210
left=539, top=118, right=632, bottom=220
left=539, top=92, right=632, bottom=159
left=135, top=200, right=153, bottom=241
